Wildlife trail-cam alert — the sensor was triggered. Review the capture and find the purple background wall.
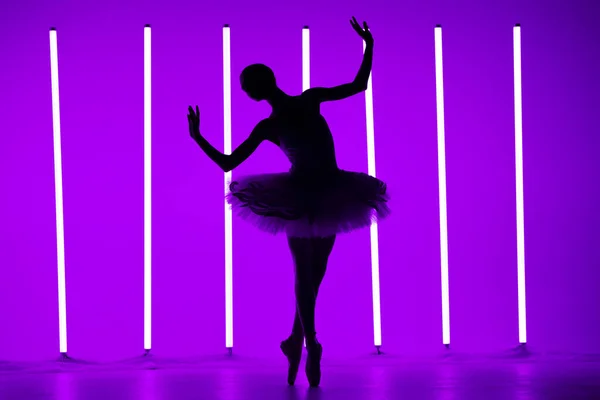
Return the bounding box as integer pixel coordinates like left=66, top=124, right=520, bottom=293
left=0, top=0, right=598, bottom=361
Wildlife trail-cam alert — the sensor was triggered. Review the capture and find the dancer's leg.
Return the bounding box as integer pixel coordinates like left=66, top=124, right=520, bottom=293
left=290, top=309, right=303, bottom=339
left=281, top=236, right=313, bottom=385
left=289, top=235, right=336, bottom=339
left=283, top=235, right=336, bottom=386
left=288, top=236, right=317, bottom=338
left=311, top=236, right=336, bottom=293
left=305, top=236, right=336, bottom=340
left=303, top=235, right=336, bottom=387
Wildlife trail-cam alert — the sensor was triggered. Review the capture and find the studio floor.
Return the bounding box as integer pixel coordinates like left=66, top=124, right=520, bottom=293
left=2, top=351, right=600, bottom=400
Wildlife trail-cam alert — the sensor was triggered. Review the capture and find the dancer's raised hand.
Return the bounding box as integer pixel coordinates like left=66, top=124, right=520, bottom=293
left=350, top=16, right=373, bottom=45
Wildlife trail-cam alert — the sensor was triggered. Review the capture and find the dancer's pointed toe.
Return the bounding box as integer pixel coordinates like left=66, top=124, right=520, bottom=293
left=281, top=337, right=303, bottom=385
left=306, top=341, right=322, bottom=387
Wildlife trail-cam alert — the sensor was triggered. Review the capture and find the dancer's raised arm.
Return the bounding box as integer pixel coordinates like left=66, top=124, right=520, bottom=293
left=304, top=17, right=374, bottom=103
left=188, top=106, right=270, bottom=173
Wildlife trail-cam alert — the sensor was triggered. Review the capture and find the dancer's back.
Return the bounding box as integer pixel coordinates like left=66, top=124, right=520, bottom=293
left=268, top=93, right=339, bottom=176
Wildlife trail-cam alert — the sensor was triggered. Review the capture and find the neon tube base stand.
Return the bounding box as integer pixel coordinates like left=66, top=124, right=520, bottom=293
left=227, top=347, right=233, bottom=356
left=375, top=345, right=382, bottom=355
left=57, top=353, right=86, bottom=365
left=512, top=343, right=529, bottom=357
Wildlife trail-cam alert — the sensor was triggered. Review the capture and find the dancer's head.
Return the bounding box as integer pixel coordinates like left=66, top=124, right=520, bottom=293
left=240, top=64, right=277, bottom=101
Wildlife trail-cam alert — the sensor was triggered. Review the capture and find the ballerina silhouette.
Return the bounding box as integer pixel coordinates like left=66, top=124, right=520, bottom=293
left=187, top=16, right=389, bottom=387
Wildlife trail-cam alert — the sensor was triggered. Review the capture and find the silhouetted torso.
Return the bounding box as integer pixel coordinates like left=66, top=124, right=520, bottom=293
left=268, top=95, right=338, bottom=177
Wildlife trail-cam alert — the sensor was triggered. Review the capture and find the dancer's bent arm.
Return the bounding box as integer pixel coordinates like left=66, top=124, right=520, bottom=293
left=188, top=105, right=270, bottom=172
left=303, top=17, right=374, bottom=103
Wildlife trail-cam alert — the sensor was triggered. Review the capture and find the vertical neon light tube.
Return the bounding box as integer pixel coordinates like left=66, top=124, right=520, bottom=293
left=513, top=24, right=527, bottom=344
left=363, top=40, right=382, bottom=350
left=302, top=26, right=310, bottom=91
left=49, top=27, right=68, bottom=355
left=302, top=25, right=310, bottom=349
left=434, top=25, right=450, bottom=346
left=143, top=24, right=152, bottom=351
left=223, top=24, right=233, bottom=351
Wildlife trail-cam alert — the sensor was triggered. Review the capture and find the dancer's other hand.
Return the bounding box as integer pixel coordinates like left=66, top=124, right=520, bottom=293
left=188, top=105, right=201, bottom=142
left=350, top=16, right=373, bottom=45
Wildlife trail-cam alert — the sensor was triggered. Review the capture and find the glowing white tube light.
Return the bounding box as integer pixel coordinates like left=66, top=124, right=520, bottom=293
left=302, top=26, right=310, bottom=349
left=223, top=24, right=234, bottom=350
left=302, top=26, right=310, bottom=91
left=363, top=40, right=382, bottom=349
left=49, top=27, right=68, bottom=355
left=513, top=24, right=527, bottom=344
left=144, top=24, right=152, bottom=351
left=434, top=25, right=450, bottom=346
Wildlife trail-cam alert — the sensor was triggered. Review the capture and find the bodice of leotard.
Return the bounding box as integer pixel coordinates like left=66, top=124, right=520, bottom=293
left=270, top=97, right=338, bottom=176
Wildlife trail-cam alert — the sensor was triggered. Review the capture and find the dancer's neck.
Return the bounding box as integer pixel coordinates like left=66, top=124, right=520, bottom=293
left=267, top=88, right=289, bottom=112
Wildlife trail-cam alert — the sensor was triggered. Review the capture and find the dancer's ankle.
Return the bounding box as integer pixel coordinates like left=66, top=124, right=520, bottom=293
left=289, top=333, right=304, bottom=343
left=305, top=333, right=319, bottom=347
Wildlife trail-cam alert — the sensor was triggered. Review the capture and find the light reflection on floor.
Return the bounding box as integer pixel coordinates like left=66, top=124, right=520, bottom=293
left=1, top=353, right=600, bottom=400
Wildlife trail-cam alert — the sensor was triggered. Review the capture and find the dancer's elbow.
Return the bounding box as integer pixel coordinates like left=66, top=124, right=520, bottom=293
left=219, top=156, right=234, bottom=173
left=352, top=80, right=368, bottom=92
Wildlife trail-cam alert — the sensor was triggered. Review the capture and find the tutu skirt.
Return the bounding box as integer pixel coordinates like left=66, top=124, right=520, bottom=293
left=225, top=169, right=390, bottom=238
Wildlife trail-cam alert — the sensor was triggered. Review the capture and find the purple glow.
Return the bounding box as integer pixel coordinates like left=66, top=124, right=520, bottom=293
left=0, top=1, right=599, bottom=363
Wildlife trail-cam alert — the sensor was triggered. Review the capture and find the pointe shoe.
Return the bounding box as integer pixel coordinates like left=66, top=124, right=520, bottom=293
left=280, top=337, right=303, bottom=385
left=305, top=341, right=323, bottom=387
